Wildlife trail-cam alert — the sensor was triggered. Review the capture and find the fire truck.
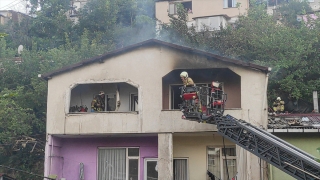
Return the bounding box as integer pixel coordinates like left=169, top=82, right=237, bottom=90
left=179, top=82, right=320, bottom=180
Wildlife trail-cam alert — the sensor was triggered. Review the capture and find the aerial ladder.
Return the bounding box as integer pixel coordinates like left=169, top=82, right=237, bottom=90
left=179, top=82, right=320, bottom=180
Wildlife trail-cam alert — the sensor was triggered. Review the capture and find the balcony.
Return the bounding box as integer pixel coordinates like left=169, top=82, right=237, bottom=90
left=162, top=68, right=241, bottom=110
left=69, top=82, right=138, bottom=113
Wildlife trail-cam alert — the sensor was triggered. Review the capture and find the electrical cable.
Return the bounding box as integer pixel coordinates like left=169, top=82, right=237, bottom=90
left=0, top=0, right=24, bottom=10
left=0, top=164, right=55, bottom=180
left=222, top=137, right=230, bottom=180
left=0, top=0, right=21, bottom=9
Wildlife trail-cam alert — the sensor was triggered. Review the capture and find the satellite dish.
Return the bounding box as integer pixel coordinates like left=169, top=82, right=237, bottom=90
left=18, top=45, right=23, bottom=54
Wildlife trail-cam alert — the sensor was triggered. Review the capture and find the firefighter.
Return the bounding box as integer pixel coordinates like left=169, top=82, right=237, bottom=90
left=273, top=97, right=285, bottom=113
left=180, top=71, right=202, bottom=112
left=180, top=71, right=194, bottom=87
left=91, top=91, right=105, bottom=112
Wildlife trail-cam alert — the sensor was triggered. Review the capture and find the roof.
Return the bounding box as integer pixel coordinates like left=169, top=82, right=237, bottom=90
left=268, top=113, right=320, bottom=132
left=40, top=39, right=270, bottom=80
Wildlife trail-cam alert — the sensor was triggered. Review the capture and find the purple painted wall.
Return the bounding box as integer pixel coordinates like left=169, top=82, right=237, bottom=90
left=45, top=135, right=158, bottom=180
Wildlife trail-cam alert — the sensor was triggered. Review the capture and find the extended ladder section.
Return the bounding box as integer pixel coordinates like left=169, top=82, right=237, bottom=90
left=203, top=115, right=320, bottom=180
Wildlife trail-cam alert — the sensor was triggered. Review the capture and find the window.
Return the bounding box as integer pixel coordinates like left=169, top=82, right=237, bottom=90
left=224, top=0, right=237, bottom=8
left=207, top=147, right=237, bottom=180
left=98, top=148, right=139, bottom=180
left=144, top=158, right=158, bottom=180
left=130, top=93, right=138, bottom=111
left=173, top=159, right=188, bottom=180
left=169, top=1, right=192, bottom=15
left=106, top=94, right=116, bottom=111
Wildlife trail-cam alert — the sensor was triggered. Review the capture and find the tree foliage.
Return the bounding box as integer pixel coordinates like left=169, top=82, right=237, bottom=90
left=159, top=1, right=320, bottom=108
left=1, top=0, right=319, bottom=178
left=0, top=0, right=157, bottom=178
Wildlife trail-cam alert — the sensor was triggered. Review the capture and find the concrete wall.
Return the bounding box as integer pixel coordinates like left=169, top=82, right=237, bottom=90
left=155, top=0, right=249, bottom=24
left=269, top=133, right=320, bottom=180
left=46, top=45, right=268, bottom=135
left=173, top=133, right=235, bottom=180
left=45, top=135, right=158, bottom=180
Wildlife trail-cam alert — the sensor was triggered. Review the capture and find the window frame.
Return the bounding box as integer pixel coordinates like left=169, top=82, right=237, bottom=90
left=97, top=147, right=140, bottom=180
left=168, top=1, right=193, bottom=15
left=144, top=158, right=158, bottom=180
left=129, top=93, right=138, bottom=111
left=206, top=146, right=237, bottom=180
left=223, top=0, right=237, bottom=8
left=173, top=158, right=189, bottom=180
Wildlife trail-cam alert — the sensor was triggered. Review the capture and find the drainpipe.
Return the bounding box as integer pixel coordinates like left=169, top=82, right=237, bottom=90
left=313, top=91, right=318, bottom=113
left=50, top=135, right=54, bottom=175
left=262, top=67, right=271, bottom=127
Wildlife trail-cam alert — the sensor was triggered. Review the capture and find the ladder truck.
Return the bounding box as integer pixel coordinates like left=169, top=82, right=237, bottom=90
left=179, top=82, right=320, bottom=180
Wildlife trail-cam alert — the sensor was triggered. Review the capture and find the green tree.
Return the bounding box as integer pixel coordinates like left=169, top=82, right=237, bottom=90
left=28, top=0, right=74, bottom=49
left=160, top=0, right=320, bottom=106
left=277, top=0, right=312, bottom=27
left=0, top=33, right=7, bottom=38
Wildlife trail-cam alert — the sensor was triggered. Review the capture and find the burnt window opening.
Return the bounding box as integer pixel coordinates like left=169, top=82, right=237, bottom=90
left=162, top=68, right=241, bottom=110
left=69, top=82, right=138, bottom=113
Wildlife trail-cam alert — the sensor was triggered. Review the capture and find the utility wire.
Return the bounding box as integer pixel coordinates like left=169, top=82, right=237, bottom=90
left=0, top=0, right=21, bottom=9
left=0, top=165, right=55, bottom=180
left=0, top=0, right=24, bottom=11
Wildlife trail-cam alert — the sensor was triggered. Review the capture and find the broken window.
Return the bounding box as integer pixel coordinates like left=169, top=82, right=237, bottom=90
left=207, top=147, right=237, bottom=180
left=69, top=83, right=138, bottom=113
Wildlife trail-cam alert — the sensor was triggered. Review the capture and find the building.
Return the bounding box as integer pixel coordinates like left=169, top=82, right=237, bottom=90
left=0, top=10, right=30, bottom=25
left=268, top=113, right=320, bottom=180
left=41, top=39, right=270, bottom=180
left=155, top=0, right=249, bottom=31
left=68, top=0, right=87, bottom=23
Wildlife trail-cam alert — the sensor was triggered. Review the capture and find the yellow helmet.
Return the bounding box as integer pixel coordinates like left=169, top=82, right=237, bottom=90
left=180, top=71, right=188, bottom=78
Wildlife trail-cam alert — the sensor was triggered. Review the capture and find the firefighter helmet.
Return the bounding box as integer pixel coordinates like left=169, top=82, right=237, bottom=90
left=277, top=97, right=281, bottom=101
left=180, top=71, right=188, bottom=78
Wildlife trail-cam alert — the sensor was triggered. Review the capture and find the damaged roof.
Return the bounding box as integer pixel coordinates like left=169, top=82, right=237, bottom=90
left=268, top=113, right=320, bottom=132
left=40, top=39, right=270, bottom=80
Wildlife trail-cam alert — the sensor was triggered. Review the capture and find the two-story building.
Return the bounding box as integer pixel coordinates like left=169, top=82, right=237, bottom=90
left=41, top=39, right=270, bottom=180
left=155, top=0, right=249, bottom=31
